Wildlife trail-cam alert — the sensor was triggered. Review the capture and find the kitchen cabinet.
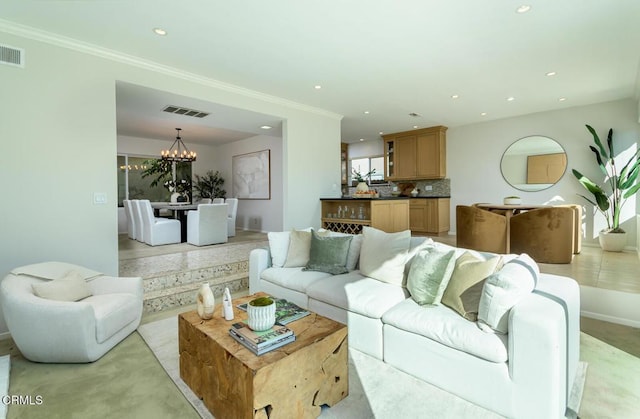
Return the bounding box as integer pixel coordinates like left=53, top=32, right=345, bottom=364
left=383, top=126, right=447, bottom=181
left=409, top=198, right=450, bottom=233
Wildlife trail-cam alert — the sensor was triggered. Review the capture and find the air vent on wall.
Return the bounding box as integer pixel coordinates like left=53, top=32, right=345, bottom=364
left=163, top=105, right=209, bottom=118
left=0, top=44, right=25, bottom=68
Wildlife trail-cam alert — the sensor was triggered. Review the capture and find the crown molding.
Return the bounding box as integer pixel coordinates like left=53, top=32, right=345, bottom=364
left=0, top=19, right=343, bottom=121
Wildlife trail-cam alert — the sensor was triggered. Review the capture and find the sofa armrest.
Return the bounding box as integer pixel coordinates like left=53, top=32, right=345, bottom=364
left=249, top=247, right=271, bottom=294
left=509, top=293, right=567, bottom=418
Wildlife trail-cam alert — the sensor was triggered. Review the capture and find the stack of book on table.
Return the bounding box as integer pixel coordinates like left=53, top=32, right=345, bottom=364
left=229, top=322, right=295, bottom=356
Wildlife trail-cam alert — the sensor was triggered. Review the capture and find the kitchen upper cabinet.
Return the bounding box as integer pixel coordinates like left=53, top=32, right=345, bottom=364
left=384, top=126, right=447, bottom=181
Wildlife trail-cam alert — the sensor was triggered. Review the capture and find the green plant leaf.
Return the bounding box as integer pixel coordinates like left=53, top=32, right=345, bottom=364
left=586, top=124, right=609, bottom=160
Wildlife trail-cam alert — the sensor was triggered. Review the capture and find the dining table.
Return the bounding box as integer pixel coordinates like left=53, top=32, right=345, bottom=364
left=151, top=202, right=198, bottom=242
left=474, top=203, right=551, bottom=253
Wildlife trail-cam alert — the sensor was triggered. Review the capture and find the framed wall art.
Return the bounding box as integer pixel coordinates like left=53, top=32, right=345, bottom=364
left=232, top=149, right=271, bottom=199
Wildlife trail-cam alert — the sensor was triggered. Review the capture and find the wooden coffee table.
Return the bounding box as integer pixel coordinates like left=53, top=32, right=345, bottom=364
left=178, top=292, right=348, bottom=419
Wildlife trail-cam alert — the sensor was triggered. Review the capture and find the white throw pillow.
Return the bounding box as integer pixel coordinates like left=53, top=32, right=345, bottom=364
left=269, top=228, right=314, bottom=268
left=12, top=261, right=102, bottom=281
left=283, top=229, right=312, bottom=267
left=359, top=227, right=411, bottom=286
left=32, top=270, right=93, bottom=302
left=477, top=254, right=538, bottom=334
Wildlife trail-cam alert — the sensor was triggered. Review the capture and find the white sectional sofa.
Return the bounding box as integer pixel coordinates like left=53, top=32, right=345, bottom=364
left=249, top=227, right=580, bottom=419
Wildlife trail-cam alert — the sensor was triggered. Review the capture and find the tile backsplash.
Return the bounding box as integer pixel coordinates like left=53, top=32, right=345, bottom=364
left=345, top=178, right=450, bottom=197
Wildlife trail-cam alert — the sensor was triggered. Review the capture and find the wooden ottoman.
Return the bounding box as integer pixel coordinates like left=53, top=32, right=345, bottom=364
left=179, top=293, right=348, bottom=419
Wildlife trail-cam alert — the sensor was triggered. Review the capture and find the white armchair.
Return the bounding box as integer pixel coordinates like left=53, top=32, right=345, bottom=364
left=187, top=204, right=228, bottom=246
left=139, top=199, right=181, bottom=246
left=0, top=262, right=143, bottom=363
left=226, top=198, right=238, bottom=237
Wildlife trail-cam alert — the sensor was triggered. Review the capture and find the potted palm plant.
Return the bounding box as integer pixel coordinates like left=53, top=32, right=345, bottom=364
left=572, top=125, right=640, bottom=251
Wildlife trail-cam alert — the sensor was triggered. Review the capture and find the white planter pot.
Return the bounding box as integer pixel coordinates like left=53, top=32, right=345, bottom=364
left=503, top=197, right=522, bottom=205
left=355, top=182, right=369, bottom=193
left=247, top=300, right=276, bottom=331
left=598, top=231, right=627, bottom=252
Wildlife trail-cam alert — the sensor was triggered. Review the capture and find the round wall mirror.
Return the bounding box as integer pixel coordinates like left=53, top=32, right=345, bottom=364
left=500, top=135, right=567, bottom=191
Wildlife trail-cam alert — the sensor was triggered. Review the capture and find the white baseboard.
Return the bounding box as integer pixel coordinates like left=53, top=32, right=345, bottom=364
left=580, top=284, right=640, bottom=328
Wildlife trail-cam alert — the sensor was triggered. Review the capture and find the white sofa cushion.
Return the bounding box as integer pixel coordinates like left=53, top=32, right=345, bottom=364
left=307, top=271, right=409, bottom=319
left=478, top=254, right=538, bottom=334
left=31, top=270, right=93, bottom=302
left=382, top=298, right=508, bottom=363
left=359, top=227, right=411, bottom=286
left=260, top=267, right=332, bottom=294
left=82, top=293, right=140, bottom=344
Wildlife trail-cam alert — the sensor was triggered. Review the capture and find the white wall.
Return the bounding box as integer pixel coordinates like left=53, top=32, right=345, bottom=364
left=0, top=28, right=341, bottom=336
left=215, top=135, right=284, bottom=232
left=448, top=98, right=640, bottom=249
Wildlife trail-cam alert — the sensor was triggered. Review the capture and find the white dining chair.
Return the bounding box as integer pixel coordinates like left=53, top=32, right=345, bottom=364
left=212, top=197, right=224, bottom=204
left=123, top=199, right=137, bottom=240
left=131, top=200, right=145, bottom=242
left=139, top=199, right=181, bottom=246
left=225, top=198, right=238, bottom=237
left=187, top=204, right=228, bottom=246
left=199, top=198, right=212, bottom=204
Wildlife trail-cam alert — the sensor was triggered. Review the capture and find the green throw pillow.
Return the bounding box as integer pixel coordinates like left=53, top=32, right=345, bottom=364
left=407, top=247, right=456, bottom=306
left=304, top=230, right=352, bottom=275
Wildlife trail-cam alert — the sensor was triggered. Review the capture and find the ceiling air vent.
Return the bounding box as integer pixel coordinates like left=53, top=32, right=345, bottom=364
left=163, top=105, right=209, bottom=118
left=0, top=44, right=25, bottom=68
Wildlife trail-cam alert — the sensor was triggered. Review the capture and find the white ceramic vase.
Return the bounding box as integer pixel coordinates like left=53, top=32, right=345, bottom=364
left=247, top=300, right=276, bottom=331
left=197, top=282, right=215, bottom=320
left=356, top=182, right=369, bottom=193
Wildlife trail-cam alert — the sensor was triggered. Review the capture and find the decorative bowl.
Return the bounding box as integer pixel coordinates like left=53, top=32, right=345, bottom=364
left=503, top=197, right=522, bottom=205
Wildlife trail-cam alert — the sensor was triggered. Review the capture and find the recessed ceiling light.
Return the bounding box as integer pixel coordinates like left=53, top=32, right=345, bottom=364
left=559, top=97, right=567, bottom=102
left=363, top=111, right=370, bottom=115
left=516, top=5, right=531, bottom=13
left=480, top=112, right=487, bottom=116
left=153, top=28, right=167, bottom=36
left=451, top=94, right=459, bottom=99
left=260, top=125, right=272, bottom=130
left=379, top=131, right=384, bottom=135
left=546, top=71, right=557, bottom=77
left=413, top=125, right=419, bottom=129
left=359, top=138, right=365, bottom=142
left=506, top=96, right=515, bottom=102
left=314, top=85, right=322, bottom=90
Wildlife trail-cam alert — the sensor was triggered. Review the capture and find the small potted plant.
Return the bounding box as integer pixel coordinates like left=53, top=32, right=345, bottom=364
left=503, top=196, right=522, bottom=205
left=352, top=169, right=376, bottom=193
left=572, top=125, right=640, bottom=251
left=247, top=296, right=276, bottom=331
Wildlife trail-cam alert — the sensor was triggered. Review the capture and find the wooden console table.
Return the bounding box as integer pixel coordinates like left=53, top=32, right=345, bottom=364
left=179, top=293, right=348, bottom=419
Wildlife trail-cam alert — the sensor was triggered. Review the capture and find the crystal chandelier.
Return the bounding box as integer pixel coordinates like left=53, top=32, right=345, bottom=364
left=161, top=128, right=197, bottom=162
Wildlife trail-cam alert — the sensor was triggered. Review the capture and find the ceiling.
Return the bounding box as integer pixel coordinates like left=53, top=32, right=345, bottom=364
left=2, top=0, right=640, bottom=145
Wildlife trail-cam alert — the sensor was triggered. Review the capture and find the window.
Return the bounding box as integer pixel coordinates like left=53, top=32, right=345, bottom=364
left=350, top=156, right=385, bottom=184
left=117, top=155, right=192, bottom=206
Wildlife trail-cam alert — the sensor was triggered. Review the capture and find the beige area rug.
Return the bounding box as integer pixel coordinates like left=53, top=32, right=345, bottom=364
left=0, top=355, right=10, bottom=419
left=139, top=317, right=586, bottom=418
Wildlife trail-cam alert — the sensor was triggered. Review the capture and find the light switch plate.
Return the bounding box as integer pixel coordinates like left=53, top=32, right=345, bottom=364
left=93, top=192, right=107, bottom=204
